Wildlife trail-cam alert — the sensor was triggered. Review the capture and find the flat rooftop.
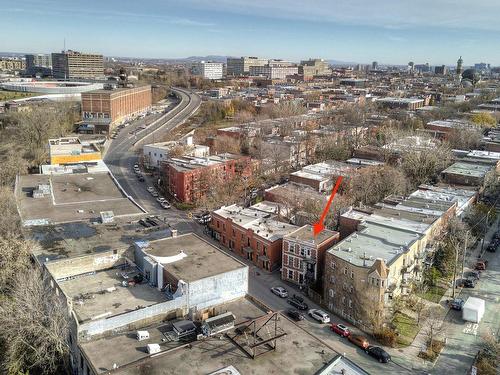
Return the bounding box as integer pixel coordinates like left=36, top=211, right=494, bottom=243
left=15, top=173, right=143, bottom=225
left=142, top=233, right=246, bottom=282
left=58, top=264, right=167, bottom=323
left=82, top=297, right=338, bottom=375
left=342, top=208, right=431, bottom=234
left=26, top=219, right=172, bottom=264
left=285, top=224, right=339, bottom=245
left=328, top=221, right=421, bottom=268
left=213, top=204, right=270, bottom=227
left=442, top=162, right=492, bottom=178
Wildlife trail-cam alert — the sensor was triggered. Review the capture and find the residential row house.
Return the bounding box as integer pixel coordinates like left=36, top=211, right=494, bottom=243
left=210, top=204, right=298, bottom=271
left=282, top=224, right=339, bottom=290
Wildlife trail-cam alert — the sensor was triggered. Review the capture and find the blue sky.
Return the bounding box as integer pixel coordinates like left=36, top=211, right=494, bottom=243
left=2, top=0, right=500, bottom=65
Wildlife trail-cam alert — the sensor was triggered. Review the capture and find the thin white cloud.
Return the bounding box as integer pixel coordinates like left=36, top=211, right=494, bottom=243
left=183, top=0, right=500, bottom=31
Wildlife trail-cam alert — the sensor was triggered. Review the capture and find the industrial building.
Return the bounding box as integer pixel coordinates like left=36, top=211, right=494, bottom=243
left=81, top=85, right=152, bottom=133
left=44, top=232, right=248, bottom=375
left=51, top=50, right=104, bottom=79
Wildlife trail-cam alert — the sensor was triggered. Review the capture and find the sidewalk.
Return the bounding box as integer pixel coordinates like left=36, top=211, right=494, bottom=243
left=396, top=216, right=499, bottom=373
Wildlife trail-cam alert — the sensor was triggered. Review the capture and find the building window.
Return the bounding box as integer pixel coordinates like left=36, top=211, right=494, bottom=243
left=342, top=296, right=346, bottom=304
left=283, top=241, right=288, bottom=251
left=343, top=283, right=347, bottom=290
left=344, top=267, right=347, bottom=275
left=257, top=242, right=260, bottom=250
left=288, top=257, right=293, bottom=267
left=300, top=247, right=305, bottom=256
left=288, top=270, right=293, bottom=279
left=350, top=271, right=354, bottom=279
left=330, top=275, right=335, bottom=283
left=329, top=289, right=334, bottom=297
left=232, top=229, right=235, bottom=237
left=331, top=261, right=336, bottom=269
left=381, top=280, right=385, bottom=287
left=348, top=300, right=353, bottom=308
left=216, top=221, right=220, bottom=228
left=376, top=279, right=379, bottom=287
left=349, top=285, right=354, bottom=293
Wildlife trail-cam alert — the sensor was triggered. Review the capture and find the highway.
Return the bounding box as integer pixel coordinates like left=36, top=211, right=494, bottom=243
left=104, top=87, right=201, bottom=215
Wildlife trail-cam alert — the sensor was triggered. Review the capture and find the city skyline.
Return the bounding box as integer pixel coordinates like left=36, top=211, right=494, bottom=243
left=3, top=0, right=500, bottom=65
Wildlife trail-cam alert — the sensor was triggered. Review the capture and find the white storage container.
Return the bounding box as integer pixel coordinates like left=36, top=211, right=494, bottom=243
left=147, top=343, right=161, bottom=354
left=136, top=330, right=150, bottom=341
left=462, top=297, right=485, bottom=323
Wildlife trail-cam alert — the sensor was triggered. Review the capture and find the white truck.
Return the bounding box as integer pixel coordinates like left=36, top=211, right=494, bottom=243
left=462, top=297, right=485, bottom=323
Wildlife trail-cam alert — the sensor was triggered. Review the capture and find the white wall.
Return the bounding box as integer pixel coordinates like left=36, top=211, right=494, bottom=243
left=188, top=267, right=248, bottom=310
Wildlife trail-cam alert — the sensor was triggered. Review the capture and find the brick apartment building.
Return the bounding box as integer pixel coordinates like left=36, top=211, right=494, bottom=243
left=162, top=154, right=257, bottom=204
left=282, top=225, right=339, bottom=289
left=210, top=204, right=298, bottom=271
left=81, top=85, right=152, bottom=133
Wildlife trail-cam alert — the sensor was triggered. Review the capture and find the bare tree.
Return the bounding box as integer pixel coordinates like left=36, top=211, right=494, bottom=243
left=422, top=306, right=446, bottom=349
left=0, top=236, right=34, bottom=293
left=0, top=267, right=70, bottom=375
left=0, top=187, right=22, bottom=238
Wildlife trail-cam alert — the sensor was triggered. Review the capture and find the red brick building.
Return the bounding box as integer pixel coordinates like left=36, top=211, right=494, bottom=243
left=161, top=154, right=257, bottom=204
left=282, top=225, right=339, bottom=289
left=210, top=204, right=298, bottom=271
left=81, top=85, right=152, bottom=133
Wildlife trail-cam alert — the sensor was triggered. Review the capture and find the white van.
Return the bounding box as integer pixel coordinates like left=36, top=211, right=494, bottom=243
left=136, top=330, right=150, bottom=341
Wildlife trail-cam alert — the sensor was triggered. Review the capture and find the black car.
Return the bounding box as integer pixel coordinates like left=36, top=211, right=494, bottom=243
left=286, top=309, right=305, bottom=321
left=366, top=346, right=391, bottom=363
left=463, top=278, right=476, bottom=288
left=287, top=297, right=308, bottom=310
left=465, top=271, right=480, bottom=280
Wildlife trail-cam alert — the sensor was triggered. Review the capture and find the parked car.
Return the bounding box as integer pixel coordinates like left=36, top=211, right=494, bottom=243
left=450, top=298, right=465, bottom=311
left=465, top=271, right=480, bottom=280
left=308, top=309, right=330, bottom=324
left=475, top=260, right=488, bottom=270
left=330, top=323, right=350, bottom=337
left=463, top=278, right=476, bottom=288
left=366, top=346, right=391, bottom=363
left=138, top=176, right=145, bottom=182
left=151, top=191, right=159, bottom=197
left=160, top=201, right=171, bottom=209
left=287, top=297, right=308, bottom=310
left=286, top=309, right=305, bottom=321
left=270, top=286, right=288, bottom=298
left=348, top=334, right=370, bottom=349
left=147, top=186, right=155, bottom=193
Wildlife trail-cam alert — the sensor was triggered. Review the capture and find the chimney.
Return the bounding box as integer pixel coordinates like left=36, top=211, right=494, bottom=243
left=171, top=229, right=178, bottom=238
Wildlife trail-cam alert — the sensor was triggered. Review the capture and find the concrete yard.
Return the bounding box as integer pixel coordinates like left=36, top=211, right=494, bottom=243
left=15, top=173, right=143, bottom=225
left=82, top=297, right=340, bottom=375
left=58, top=265, right=168, bottom=323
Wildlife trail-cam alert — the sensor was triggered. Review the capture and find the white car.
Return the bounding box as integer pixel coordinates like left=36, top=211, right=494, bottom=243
left=147, top=186, right=155, bottom=193
left=308, top=309, right=330, bottom=324
left=270, top=286, right=288, bottom=298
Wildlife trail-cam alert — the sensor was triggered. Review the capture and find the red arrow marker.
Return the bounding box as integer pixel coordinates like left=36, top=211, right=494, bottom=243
left=313, top=176, right=343, bottom=236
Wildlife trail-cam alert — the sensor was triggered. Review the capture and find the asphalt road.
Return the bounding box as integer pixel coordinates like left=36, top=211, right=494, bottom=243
left=104, top=87, right=201, bottom=215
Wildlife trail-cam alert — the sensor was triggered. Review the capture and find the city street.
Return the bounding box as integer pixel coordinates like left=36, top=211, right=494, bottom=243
left=432, top=218, right=500, bottom=374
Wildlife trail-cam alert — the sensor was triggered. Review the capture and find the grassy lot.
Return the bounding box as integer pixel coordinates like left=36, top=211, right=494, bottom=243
left=0, top=90, right=37, bottom=101
left=417, top=285, right=446, bottom=303
left=392, top=312, right=419, bottom=347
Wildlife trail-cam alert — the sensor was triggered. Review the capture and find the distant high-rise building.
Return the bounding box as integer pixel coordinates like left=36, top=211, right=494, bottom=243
left=299, top=58, right=331, bottom=79
left=249, top=64, right=299, bottom=80
left=191, top=61, right=224, bottom=80
left=371, top=61, right=378, bottom=70
left=474, top=63, right=490, bottom=71
left=25, top=54, right=52, bottom=69
left=456, top=56, right=463, bottom=76
left=51, top=50, right=104, bottom=79
left=415, top=63, right=430, bottom=73
left=434, top=65, right=448, bottom=75
left=226, top=56, right=267, bottom=76
left=408, top=61, right=415, bottom=72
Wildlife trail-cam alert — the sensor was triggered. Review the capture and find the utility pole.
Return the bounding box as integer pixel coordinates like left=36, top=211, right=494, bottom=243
left=460, top=231, right=469, bottom=280
left=451, top=241, right=459, bottom=299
